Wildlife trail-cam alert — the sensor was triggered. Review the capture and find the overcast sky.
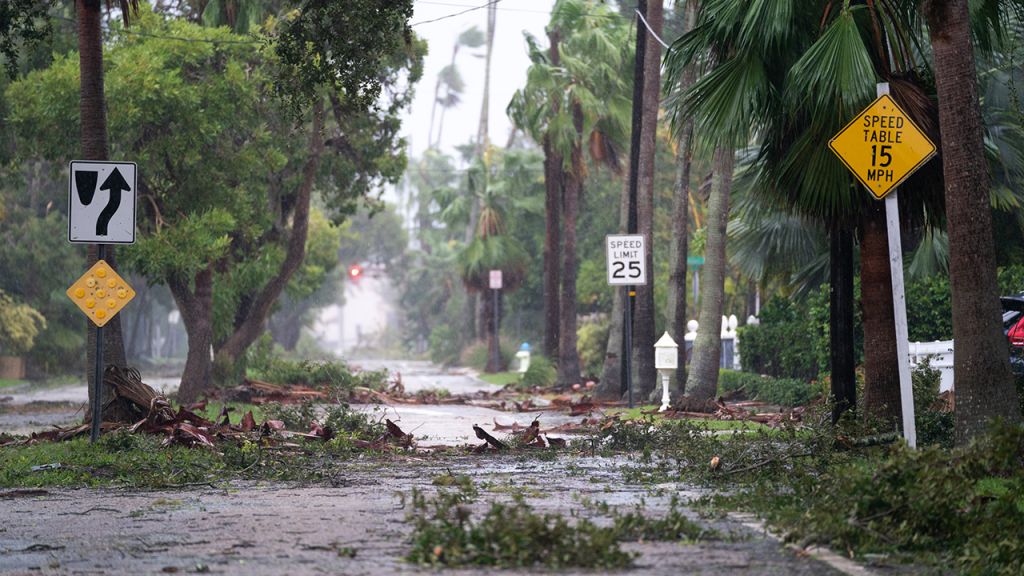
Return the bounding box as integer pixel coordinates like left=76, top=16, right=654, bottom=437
left=404, top=0, right=557, bottom=160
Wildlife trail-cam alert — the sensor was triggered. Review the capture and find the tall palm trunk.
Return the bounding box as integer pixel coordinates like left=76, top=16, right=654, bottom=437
left=633, top=0, right=663, bottom=399
left=78, top=0, right=131, bottom=423
left=542, top=30, right=563, bottom=362
left=925, top=0, right=1022, bottom=441
left=830, top=221, right=856, bottom=422
left=596, top=169, right=631, bottom=399
left=666, top=0, right=698, bottom=393
left=684, top=146, right=733, bottom=407
left=557, top=102, right=584, bottom=385
left=859, top=201, right=901, bottom=423
left=472, top=3, right=498, bottom=339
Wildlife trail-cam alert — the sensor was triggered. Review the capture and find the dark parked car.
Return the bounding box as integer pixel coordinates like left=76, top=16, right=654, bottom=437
left=1002, top=294, right=1024, bottom=376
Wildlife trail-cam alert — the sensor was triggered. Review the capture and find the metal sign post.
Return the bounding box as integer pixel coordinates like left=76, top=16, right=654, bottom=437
left=829, top=85, right=935, bottom=448
left=92, top=245, right=105, bottom=443
left=606, top=235, right=648, bottom=408
left=67, top=160, right=138, bottom=442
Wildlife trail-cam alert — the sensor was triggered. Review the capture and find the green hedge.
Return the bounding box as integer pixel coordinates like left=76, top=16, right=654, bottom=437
left=718, top=369, right=819, bottom=407
left=460, top=340, right=514, bottom=372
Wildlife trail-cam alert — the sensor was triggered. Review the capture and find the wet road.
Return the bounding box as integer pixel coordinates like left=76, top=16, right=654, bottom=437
left=0, top=456, right=856, bottom=576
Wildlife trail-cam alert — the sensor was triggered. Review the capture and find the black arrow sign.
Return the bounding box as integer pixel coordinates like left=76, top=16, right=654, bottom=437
left=96, top=167, right=131, bottom=236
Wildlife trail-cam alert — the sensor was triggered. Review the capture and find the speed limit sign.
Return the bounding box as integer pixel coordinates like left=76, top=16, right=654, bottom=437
left=606, top=234, right=647, bottom=286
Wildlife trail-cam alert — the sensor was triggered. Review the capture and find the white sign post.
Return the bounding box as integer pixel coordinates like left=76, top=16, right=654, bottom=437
left=68, top=160, right=137, bottom=244
left=877, top=84, right=917, bottom=449
left=488, top=269, right=502, bottom=373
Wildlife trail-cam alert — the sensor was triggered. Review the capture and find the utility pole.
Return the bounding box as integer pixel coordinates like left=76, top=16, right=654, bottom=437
left=621, top=0, right=648, bottom=405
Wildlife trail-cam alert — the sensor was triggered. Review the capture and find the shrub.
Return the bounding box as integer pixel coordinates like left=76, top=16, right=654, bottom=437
left=757, top=376, right=818, bottom=407
left=997, top=264, right=1024, bottom=295
left=404, top=489, right=632, bottom=568
left=718, top=369, right=763, bottom=397
left=911, top=359, right=953, bottom=448
left=904, top=274, right=953, bottom=341
left=718, top=369, right=818, bottom=407
left=247, top=335, right=388, bottom=396
left=764, top=424, right=1024, bottom=575
left=261, top=401, right=382, bottom=439
left=521, top=354, right=556, bottom=388
left=459, top=340, right=514, bottom=372
left=576, top=319, right=609, bottom=379
left=739, top=297, right=821, bottom=381
left=429, top=324, right=462, bottom=366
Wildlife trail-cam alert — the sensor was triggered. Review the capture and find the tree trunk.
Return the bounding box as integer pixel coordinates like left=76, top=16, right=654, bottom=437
left=596, top=171, right=631, bottom=399
left=925, top=0, right=1022, bottom=441
left=542, top=29, right=563, bottom=363
left=830, top=221, right=856, bottom=422
left=557, top=102, right=584, bottom=386
left=171, top=267, right=214, bottom=403
left=684, top=147, right=733, bottom=407
left=860, top=201, right=901, bottom=424
left=633, top=0, right=663, bottom=400
left=78, top=0, right=132, bottom=424
left=666, top=0, right=697, bottom=393
left=213, top=100, right=325, bottom=379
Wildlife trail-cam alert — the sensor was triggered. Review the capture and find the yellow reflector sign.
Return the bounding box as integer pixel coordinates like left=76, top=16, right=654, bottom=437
left=66, top=259, right=135, bottom=327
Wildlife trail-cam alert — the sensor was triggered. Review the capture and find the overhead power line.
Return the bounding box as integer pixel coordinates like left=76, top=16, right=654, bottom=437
left=411, top=0, right=625, bottom=26
left=411, top=0, right=502, bottom=27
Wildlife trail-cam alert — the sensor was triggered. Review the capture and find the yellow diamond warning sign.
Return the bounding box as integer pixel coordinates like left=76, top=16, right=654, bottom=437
left=829, top=93, right=936, bottom=200
left=66, top=259, right=135, bottom=327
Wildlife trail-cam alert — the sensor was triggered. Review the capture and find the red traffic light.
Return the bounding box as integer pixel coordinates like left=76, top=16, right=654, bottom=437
left=348, top=264, right=363, bottom=279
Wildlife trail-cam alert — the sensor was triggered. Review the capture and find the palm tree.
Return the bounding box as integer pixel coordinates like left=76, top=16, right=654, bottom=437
left=632, top=0, right=664, bottom=399
left=665, top=0, right=699, bottom=393
left=685, top=146, right=733, bottom=405
left=428, top=27, right=484, bottom=149
left=200, top=0, right=264, bottom=33
left=457, top=157, right=530, bottom=372
left=665, top=2, right=948, bottom=420
left=509, top=0, right=632, bottom=385
left=78, top=0, right=140, bottom=424
left=923, top=0, right=1023, bottom=440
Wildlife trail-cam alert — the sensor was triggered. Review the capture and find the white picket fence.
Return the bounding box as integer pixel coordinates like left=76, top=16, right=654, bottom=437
left=681, top=316, right=956, bottom=391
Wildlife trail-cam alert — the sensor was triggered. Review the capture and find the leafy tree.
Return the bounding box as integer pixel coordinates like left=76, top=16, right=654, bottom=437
left=0, top=290, right=47, bottom=356
left=8, top=8, right=421, bottom=400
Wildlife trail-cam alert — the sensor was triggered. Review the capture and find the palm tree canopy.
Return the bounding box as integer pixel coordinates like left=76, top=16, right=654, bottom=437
left=507, top=0, right=632, bottom=173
